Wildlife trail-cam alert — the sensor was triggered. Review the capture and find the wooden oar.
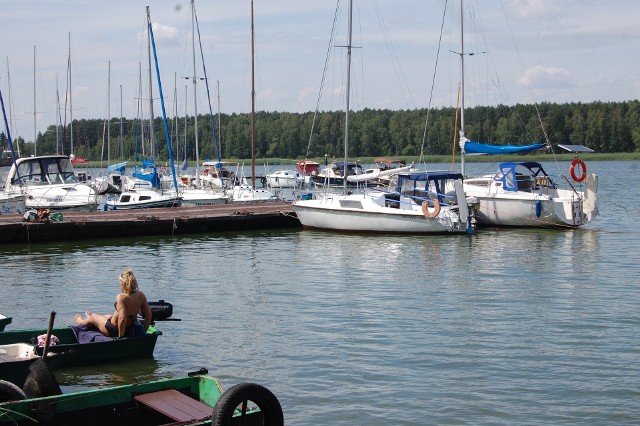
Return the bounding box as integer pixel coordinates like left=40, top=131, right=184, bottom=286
left=41, top=311, right=56, bottom=359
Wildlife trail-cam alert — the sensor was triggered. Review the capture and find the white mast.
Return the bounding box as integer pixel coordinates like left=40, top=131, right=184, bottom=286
left=107, top=60, right=111, bottom=164
left=459, top=0, right=467, bottom=176
left=343, top=0, right=353, bottom=190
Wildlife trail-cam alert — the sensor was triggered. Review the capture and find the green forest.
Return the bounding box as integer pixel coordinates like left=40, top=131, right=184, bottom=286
left=4, top=99, right=640, bottom=162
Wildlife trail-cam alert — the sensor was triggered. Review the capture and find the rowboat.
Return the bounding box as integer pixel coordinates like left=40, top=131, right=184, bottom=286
left=0, top=315, right=11, bottom=332
left=0, top=372, right=283, bottom=425
left=0, top=325, right=161, bottom=387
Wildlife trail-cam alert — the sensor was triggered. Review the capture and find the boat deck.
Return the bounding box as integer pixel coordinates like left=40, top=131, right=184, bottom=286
left=0, top=202, right=299, bottom=244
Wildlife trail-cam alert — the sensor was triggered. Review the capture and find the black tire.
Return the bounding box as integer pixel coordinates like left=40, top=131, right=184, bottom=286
left=211, top=382, right=283, bottom=426
left=22, top=359, right=62, bottom=398
left=0, top=379, right=27, bottom=402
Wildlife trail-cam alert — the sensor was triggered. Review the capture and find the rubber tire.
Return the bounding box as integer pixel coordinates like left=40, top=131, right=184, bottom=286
left=22, top=359, right=62, bottom=398
left=0, top=379, right=27, bottom=402
left=211, top=382, right=283, bottom=426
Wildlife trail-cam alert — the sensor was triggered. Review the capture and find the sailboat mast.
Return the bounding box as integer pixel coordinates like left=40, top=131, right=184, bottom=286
left=69, top=32, right=73, bottom=157
left=107, top=60, right=111, bottom=164
left=147, top=10, right=156, bottom=159
left=56, top=74, right=60, bottom=155
left=33, top=45, right=36, bottom=156
left=459, top=0, right=467, bottom=176
left=120, top=84, right=124, bottom=159
left=250, top=0, right=256, bottom=189
left=191, top=0, right=200, bottom=184
left=343, top=0, right=354, bottom=190
left=217, top=80, right=221, bottom=155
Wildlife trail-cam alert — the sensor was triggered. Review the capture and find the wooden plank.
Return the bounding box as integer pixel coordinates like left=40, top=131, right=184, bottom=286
left=134, top=389, right=212, bottom=422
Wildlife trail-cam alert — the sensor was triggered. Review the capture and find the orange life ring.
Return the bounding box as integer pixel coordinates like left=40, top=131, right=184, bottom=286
left=421, top=197, right=441, bottom=218
left=570, top=158, right=587, bottom=182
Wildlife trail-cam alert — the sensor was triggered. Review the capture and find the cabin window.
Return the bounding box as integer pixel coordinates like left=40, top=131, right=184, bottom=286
left=140, top=196, right=152, bottom=201
left=120, top=195, right=131, bottom=203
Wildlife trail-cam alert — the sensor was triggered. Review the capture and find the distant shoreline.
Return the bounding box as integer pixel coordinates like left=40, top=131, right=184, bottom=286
left=66, top=152, right=640, bottom=169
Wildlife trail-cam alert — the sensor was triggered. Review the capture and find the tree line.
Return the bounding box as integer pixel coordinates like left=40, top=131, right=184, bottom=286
left=3, top=100, right=639, bottom=162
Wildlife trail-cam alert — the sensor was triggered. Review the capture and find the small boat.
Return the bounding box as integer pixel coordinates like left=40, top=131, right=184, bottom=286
left=0, top=371, right=283, bottom=425
left=0, top=314, right=11, bottom=331
left=265, top=169, right=302, bottom=188
left=0, top=325, right=161, bottom=388
left=294, top=171, right=476, bottom=234
left=3, top=155, right=98, bottom=212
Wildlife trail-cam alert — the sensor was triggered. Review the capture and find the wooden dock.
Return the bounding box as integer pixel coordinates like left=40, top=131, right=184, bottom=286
left=0, top=202, right=300, bottom=244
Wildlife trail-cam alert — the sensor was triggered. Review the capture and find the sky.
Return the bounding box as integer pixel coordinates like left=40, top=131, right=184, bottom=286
left=1, top=0, right=639, bottom=143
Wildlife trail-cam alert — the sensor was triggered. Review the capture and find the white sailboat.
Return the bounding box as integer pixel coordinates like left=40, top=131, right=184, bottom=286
left=180, top=0, right=230, bottom=206
left=292, top=0, right=475, bottom=234
left=105, top=8, right=182, bottom=210
left=454, top=0, right=598, bottom=228
left=0, top=86, right=26, bottom=214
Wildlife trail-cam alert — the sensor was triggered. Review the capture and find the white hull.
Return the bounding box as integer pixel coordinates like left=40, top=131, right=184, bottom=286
left=464, top=172, right=598, bottom=227
left=231, top=185, right=279, bottom=203
left=105, top=189, right=182, bottom=210
left=265, top=170, right=302, bottom=188
left=4, top=155, right=99, bottom=213
left=0, top=192, right=26, bottom=214
left=181, top=188, right=230, bottom=206
left=293, top=189, right=471, bottom=234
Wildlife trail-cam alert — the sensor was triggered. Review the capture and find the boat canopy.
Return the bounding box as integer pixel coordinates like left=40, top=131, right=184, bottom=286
left=396, top=171, right=463, bottom=203
left=464, top=141, right=544, bottom=155
left=496, top=161, right=550, bottom=192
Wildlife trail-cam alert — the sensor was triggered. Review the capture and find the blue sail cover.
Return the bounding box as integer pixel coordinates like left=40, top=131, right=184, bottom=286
left=464, top=141, right=544, bottom=155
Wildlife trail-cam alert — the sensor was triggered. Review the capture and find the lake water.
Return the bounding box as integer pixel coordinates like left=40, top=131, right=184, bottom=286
left=1, top=160, right=639, bottom=424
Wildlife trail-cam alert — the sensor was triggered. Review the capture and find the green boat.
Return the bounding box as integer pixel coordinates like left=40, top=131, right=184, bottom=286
left=0, top=373, right=283, bottom=425
left=0, top=326, right=161, bottom=387
left=0, top=315, right=11, bottom=332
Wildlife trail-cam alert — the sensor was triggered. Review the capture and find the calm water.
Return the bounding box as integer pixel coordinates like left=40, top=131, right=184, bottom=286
left=1, top=160, right=639, bottom=425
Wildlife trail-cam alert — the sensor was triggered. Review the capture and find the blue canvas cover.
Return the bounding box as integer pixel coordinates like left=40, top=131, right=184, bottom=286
left=464, top=141, right=544, bottom=155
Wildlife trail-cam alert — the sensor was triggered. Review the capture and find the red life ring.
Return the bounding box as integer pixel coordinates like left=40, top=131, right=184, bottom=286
left=421, top=198, right=441, bottom=218
left=570, top=158, right=587, bottom=182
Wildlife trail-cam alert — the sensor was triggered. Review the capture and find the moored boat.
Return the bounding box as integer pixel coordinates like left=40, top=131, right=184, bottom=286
left=0, top=325, right=161, bottom=388
left=0, top=372, right=283, bottom=425
left=3, top=155, right=98, bottom=212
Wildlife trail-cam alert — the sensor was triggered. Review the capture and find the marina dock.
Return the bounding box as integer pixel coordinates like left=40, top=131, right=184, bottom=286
left=0, top=202, right=300, bottom=244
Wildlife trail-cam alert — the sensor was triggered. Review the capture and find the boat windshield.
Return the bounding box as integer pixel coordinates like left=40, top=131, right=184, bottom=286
left=14, top=157, right=79, bottom=186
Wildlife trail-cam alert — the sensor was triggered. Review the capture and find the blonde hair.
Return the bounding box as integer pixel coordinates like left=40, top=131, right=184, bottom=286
left=119, top=269, right=139, bottom=294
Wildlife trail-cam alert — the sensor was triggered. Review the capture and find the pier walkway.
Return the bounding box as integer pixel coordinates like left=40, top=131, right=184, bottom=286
left=0, top=202, right=300, bottom=245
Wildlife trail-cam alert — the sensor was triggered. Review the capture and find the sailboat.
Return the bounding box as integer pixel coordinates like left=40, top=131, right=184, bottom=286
left=104, top=8, right=182, bottom=210
left=179, top=0, right=230, bottom=206
left=230, top=0, right=278, bottom=203
left=453, top=0, right=598, bottom=227
left=0, top=86, right=26, bottom=214
left=292, top=0, right=475, bottom=234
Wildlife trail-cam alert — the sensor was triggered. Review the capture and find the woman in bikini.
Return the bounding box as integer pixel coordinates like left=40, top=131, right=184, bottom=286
left=75, top=269, right=152, bottom=338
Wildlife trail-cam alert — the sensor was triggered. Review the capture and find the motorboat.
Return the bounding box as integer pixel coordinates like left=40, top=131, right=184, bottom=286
left=3, top=155, right=98, bottom=212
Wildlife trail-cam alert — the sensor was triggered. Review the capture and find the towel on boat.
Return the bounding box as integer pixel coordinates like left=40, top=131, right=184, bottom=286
left=70, top=324, right=112, bottom=343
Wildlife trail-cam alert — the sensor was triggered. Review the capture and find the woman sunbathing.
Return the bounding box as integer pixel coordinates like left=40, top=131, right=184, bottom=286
left=75, top=269, right=152, bottom=338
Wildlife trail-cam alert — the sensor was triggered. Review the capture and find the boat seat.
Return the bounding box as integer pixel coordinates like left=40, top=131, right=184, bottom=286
left=134, top=389, right=212, bottom=424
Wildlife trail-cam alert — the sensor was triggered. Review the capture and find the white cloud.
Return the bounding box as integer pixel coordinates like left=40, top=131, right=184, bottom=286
left=505, top=0, right=561, bottom=19
left=517, top=66, right=571, bottom=89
